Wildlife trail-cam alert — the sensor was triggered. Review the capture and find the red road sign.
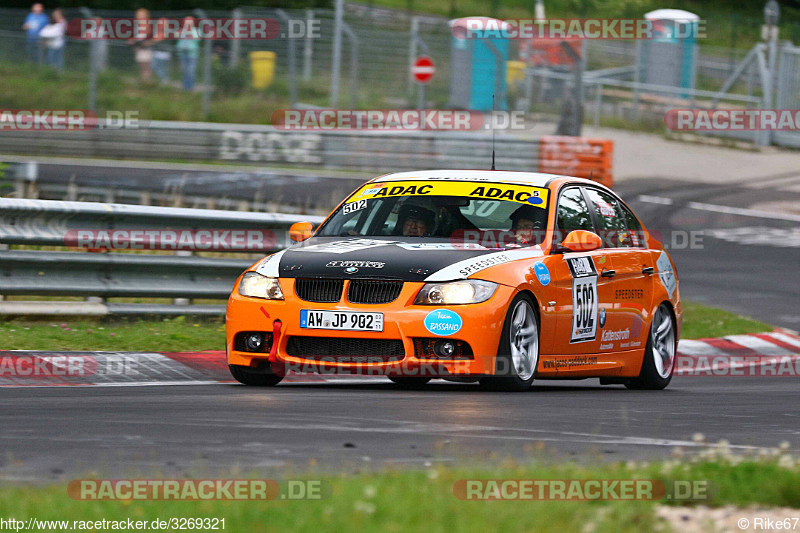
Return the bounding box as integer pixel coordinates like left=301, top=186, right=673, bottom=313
left=412, top=56, right=435, bottom=84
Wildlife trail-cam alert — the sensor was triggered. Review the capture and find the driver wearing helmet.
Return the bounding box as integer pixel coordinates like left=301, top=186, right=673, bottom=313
left=397, top=204, right=436, bottom=237
left=509, top=204, right=545, bottom=245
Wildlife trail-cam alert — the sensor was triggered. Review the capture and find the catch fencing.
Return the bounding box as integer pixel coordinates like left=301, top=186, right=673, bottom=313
left=2, top=6, right=798, bottom=145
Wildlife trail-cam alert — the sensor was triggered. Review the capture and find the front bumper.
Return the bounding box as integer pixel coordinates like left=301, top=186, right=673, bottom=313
left=226, top=278, right=515, bottom=376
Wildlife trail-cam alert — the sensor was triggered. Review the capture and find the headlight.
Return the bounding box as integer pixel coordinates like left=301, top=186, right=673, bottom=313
left=238, top=272, right=284, bottom=300
left=414, top=280, right=497, bottom=305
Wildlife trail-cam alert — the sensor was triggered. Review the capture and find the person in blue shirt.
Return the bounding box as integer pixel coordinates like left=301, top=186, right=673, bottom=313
left=176, top=17, right=200, bottom=91
left=22, top=3, right=49, bottom=64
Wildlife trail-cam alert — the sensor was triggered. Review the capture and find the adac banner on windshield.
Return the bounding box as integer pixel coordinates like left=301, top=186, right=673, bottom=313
left=345, top=180, right=550, bottom=208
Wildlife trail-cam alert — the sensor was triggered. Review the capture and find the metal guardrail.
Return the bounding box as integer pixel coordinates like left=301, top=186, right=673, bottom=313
left=0, top=198, right=323, bottom=248
left=0, top=198, right=324, bottom=315
left=0, top=121, right=541, bottom=172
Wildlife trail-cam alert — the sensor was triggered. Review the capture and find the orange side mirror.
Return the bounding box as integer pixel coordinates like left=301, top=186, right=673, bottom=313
left=561, top=230, right=603, bottom=253
left=289, top=221, right=314, bottom=242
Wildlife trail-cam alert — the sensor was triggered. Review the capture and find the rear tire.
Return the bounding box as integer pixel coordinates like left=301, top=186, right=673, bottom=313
left=626, top=303, right=675, bottom=390
left=480, top=294, right=539, bottom=392
left=229, top=364, right=283, bottom=386
left=388, top=377, right=431, bottom=389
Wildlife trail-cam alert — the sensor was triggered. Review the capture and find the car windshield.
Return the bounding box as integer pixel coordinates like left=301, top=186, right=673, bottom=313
left=316, top=181, right=550, bottom=247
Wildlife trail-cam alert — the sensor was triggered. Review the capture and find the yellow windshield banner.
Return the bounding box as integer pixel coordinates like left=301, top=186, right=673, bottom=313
left=347, top=181, right=549, bottom=208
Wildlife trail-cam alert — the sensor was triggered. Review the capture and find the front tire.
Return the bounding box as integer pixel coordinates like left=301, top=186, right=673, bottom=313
left=229, top=364, right=283, bottom=386
left=480, top=294, right=540, bottom=392
left=626, top=303, right=676, bottom=390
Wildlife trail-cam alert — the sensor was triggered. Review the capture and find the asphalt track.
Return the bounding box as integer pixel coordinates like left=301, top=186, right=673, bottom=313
left=2, top=164, right=800, bottom=481
left=2, top=376, right=798, bottom=481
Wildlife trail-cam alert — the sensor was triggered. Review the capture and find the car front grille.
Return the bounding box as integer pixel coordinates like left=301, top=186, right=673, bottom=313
left=347, top=280, right=404, bottom=304
left=294, top=278, right=344, bottom=303
left=286, top=336, right=405, bottom=363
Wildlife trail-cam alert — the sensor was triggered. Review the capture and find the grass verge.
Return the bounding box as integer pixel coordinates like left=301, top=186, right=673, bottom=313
left=0, top=301, right=775, bottom=351
left=0, top=454, right=798, bottom=533
left=0, top=316, right=225, bottom=352
left=680, top=301, right=773, bottom=340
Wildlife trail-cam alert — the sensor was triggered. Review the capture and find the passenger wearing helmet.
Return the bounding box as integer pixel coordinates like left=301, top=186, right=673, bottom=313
left=509, top=205, right=545, bottom=245
left=397, top=204, right=436, bottom=237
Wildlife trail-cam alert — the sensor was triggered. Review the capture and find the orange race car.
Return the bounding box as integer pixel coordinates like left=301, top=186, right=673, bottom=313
left=226, top=170, right=681, bottom=391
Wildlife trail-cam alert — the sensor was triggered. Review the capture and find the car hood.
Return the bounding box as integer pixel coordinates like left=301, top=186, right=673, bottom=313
left=255, top=237, right=544, bottom=282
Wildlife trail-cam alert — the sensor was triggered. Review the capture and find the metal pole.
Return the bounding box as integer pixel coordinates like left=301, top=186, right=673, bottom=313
left=576, top=40, right=585, bottom=133
left=229, top=8, right=241, bottom=68
left=556, top=40, right=583, bottom=136
left=330, top=0, right=344, bottom=107
left=276, top=9, right=298, bottom=108
left=303, top=9, right=314, bottom=82
left=80, top=7, right=97, bottom=112
left=594, top=82, right=602, bottom=127
left=194, top=9, right=212, bottom=119
left=633, top=39, right=641, bottom=118
left=411, top=32, right=430, bottom=111
left=755, top=47, right=770, bottom=146
left=765, top=37, right=777, bottom=146
left=342, top=23, right=359, bottom=109
left=408, top=16, right=419, bottom=95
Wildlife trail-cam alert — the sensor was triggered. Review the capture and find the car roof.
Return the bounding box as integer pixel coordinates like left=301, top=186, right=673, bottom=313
left=372, top=169, right=595, bottom=188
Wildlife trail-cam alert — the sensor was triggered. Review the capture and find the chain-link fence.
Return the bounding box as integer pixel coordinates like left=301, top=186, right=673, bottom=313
left=1, top=6, right=798, bottom=145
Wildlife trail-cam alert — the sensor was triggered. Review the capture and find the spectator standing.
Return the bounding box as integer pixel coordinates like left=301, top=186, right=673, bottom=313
left=39, top=9, right=67, bottom=70
left=151, top=18, right=172, bottom=84
left=176, top=17, right=200, bottom=91
left=22, top=3, right=49, bottom=64
left=128, top=8, right=153, bottom=82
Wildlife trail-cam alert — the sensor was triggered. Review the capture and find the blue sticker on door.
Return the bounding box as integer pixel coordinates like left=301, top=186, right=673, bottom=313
left=533, top=262, right=551, bottom=286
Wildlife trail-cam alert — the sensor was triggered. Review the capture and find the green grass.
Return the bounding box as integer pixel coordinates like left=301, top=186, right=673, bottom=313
left=0, top=316, right=226, bottom=352
left=0, top=457, right=798, bottom=532
left=0, top=301, right=774, bottom=351
left=680, top=301, right=773, bottom=340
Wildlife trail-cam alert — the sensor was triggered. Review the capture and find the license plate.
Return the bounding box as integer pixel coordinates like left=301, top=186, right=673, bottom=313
left=300, top=310, right=384, bottom=332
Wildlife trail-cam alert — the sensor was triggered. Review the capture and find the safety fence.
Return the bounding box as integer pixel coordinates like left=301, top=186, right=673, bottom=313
left=0, top=198, right=324, bottom=315
left=2, top=5, right=797, bottom=146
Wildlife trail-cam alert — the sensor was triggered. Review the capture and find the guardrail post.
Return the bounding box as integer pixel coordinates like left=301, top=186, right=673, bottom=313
left=174, top=250, right=194, bottom=306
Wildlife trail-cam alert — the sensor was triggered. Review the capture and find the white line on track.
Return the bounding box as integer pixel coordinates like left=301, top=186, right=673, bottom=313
left=637, top=194, right=673, bottom=205
left=637, top=194, right=800, bottom=222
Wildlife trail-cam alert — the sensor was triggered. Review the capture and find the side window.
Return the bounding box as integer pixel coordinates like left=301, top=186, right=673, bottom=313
left=556, top=187, right=594, bottom=241
left=620, top=204, right=644, bottom=248
left=584, top=188, right=629, bottom=248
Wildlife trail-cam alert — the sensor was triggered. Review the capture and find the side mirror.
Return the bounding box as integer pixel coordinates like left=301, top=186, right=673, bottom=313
left=560, top=230, right=603, bottom=253
left=289, top=221, right=314, bottom=242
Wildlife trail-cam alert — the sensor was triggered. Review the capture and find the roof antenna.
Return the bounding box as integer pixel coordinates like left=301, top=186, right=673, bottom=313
left=490, top=93, right=496, bottom=171
left=589, top=170, right=593, bottom=181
